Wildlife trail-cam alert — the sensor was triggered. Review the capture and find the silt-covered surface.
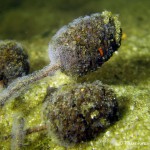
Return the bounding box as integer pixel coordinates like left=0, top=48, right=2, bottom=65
left=0, top=0, right=149, bottom=149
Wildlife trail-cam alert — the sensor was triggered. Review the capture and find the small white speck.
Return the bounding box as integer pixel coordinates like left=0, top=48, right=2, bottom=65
left=130, top=105, right=134, bottom=110
left=110, top=138, right=119, bottom=146
left=115, top=51, right=119, bottom=55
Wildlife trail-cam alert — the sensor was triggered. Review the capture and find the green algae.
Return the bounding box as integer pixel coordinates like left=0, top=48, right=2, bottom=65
left=0, top=0, right=150, bottom=149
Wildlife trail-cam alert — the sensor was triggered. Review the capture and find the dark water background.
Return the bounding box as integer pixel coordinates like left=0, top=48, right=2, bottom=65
left=0, top=0, right=149, bottom=40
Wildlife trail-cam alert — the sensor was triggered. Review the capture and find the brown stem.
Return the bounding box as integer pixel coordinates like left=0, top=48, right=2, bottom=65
left=2, top=124, right=48, bottom=141
left=26, top=125, right=47, bottom=135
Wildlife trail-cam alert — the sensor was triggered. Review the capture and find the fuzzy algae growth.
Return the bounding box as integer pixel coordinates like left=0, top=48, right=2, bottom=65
left=0, top=11, right=121, bottom=107
left=0, top=71, right=75, bottom=149
left=44, top=81, right=118, bottom=146
left=49, top=11, right=121, bottom=76
left=0, top=0, right=150, bottom=149
left=0, top=40, right=29, bottom=86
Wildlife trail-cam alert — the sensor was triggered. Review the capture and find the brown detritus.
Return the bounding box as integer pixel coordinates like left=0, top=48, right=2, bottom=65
left=0, top=80, right=4, bottom=89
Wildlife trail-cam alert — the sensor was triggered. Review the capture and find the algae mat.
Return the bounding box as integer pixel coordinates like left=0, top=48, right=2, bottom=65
left=0, top=0, right=150, bottom=149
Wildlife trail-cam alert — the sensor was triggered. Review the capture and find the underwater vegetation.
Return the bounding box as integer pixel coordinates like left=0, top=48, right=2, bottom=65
left=0, top=10, right=122, bottom=149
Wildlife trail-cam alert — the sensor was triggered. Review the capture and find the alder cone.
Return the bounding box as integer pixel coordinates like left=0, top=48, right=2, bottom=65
left=44, top=81, right=118, bottom=146
left=49, top=11, right=122, bottom=76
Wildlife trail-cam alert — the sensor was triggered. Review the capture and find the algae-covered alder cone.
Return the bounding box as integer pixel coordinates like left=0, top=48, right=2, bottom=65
left=44, top=81, right=118, bottom=145
left=49, top=11, right=122, bottom=76
left=0, top=40, right=29, bottom=86
left=0, top=11, right=122, bottom=107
